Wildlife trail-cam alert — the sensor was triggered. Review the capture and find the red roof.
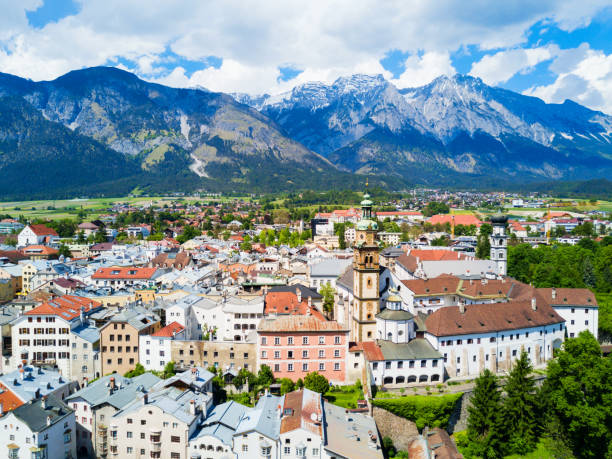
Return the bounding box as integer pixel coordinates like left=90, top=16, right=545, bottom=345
left=92, top=267, right=158, bottom=279
left=375, top=211, right=422, bottom=217
left=264, top=291, right=326, bottom=320
left=20, top=245, right=58, bottom=255
left=25, top=295, right=102, bottom=321
left=27, top=224, right=58, bottom=236
left=361, top=341, right=385, bottom=361
left=152, top=321, right=185, bottom=337
left=427, top=214, right=482, bottom=226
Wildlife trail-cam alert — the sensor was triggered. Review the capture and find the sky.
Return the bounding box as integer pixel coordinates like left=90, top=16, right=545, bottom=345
left=1, top=0, right=612, bottom=114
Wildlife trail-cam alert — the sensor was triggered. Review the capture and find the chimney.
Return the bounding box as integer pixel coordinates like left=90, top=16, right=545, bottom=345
left=19, top=368, right=24, bottom=380
left=46, top=416, right=52, bottom=426
left=189, top=399, right=196, bottom=415
left=551, top=288, right=556, bottom=300
left=142, top=393, right=148, bottom=405
left=307, top=296, right=312, bottom=308
left=531, top=297, right=537, bottom=311
left=41, top=396, right=48, bottom=409
left=296, top=288, right=302, bottom=304
left=110, top=377, right=116, bottom=392
left=80, top=306, right=85, bottom=325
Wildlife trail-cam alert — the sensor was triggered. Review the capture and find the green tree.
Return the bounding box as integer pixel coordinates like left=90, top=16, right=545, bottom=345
left=541, top=331, right=612, bottom=459
left=476, top=223, right=493, bottom=259
left=240, top=241, right=252, bottom=252
left=500, top=351, right=538, bottom=455
left=58, top=244, right=71, bottom=258
left=94, top=229, right=107, bottom=243
left=76, top=231, right=86, bottom=244
left=4, top=236, right=16, bottom=247
left=423, top=202, right=450, bottom=217
left=177, top=225, right=201, bottom=243
left=257, top=365, right=274, bottom=387
left=304, top=371, right=329, bottom=394
left=124, top=363, right=145, bottom=378
left=572, top=221, right=595, bottom=237
left=467, top=369, right=503, bottom=459
left=296, top=378, right=304, bottom=389
left=279, top=378, right=295, bottom=395
left=319, top=282, right=335, bottom=315
left=232, top=369, right=256, bottom=388
left=162, top=361, right=176, bottom=379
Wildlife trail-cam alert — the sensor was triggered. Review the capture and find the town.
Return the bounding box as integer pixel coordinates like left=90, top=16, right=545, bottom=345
left=0, top=188, right=608, bottom=459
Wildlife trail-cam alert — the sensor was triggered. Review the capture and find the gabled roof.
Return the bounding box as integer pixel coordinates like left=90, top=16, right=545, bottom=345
left=152, top=321, right=185, bottom=337
left=258, top=315, right=345, bottom=333
left=24, top=295, right=102, bottom=321
left=264, top=291, right=325, bottom=320
left=21, top=245, right=58, bottom=256
left=427, top=214, right=482, bottom=226
left=92, top=266, right=158, bottom=279
left=9, top=395, right=72, bottom=432
left=280, top=388, right=323, bottom=436
left=26, top=224, right=58, bottom=236
left=425, top=300, right=564, bottom=337
left=536, top=288, right=597, bottom=307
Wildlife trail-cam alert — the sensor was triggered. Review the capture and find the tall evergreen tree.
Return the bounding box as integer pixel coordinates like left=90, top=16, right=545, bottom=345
left=467, top=369, right=503, bottom=458
left=500, top=351, right=538, bottom=455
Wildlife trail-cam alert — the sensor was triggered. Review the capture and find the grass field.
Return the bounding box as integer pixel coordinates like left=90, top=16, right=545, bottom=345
left=323, top=387, right=364, bottom=409
left=0, top=195, right=252, bottom=221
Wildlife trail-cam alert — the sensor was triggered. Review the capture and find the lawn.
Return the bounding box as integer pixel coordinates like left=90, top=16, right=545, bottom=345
left=323, top=387, right=364, bottom=409
left=454, top=433, right=556, bottom=459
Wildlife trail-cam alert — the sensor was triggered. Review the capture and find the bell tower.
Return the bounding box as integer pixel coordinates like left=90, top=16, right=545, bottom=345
left=351, top=182, right=381, bottom=342
left=490, top=213, right=508, bottom=276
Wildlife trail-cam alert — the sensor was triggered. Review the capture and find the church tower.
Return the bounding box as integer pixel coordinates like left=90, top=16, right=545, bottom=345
left=351, top=184, right=381, bottom=342
left=490, top=214, right=508, bottom=276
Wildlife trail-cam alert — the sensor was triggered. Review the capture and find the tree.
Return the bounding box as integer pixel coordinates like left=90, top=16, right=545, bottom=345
left=177, top=225, right=201, bottom=243
left=240, top=241, right=252, bottom=252
left=279, top=378, right=295, bottom=395
left=58, top=244, right=71, bottom=259
left=162, top=361, right=176, bottom=379
left=542, top=331, right=612, bottom=459
left=76, top=231, right=86, bottom=244
left=124, top=363, right=145, bottom=378
left=4, top=236, right=16, bottom=247
left=500, top=351, right=538, bottom=455
left=257, top=365, right=274, bottom=387
left=572, top=221, right=595, bottom=237
left=296, top=378, right=304, bottom=389
left=94, top=229, right=107, bottom=243
left=467, top=369, right=503, bottom=459
left=423, top=201, right=450, bottom=217
left=233, top=369, right=256, bottom=388
left=476, top=223, right=493, bottom=259
left=319, top=282, right=335, bottom=315
left=304, top=371, right=329, bottom=394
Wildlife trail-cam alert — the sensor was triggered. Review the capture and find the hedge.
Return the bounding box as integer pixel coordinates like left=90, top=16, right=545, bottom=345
left=372, top=393, right=463, bottom=430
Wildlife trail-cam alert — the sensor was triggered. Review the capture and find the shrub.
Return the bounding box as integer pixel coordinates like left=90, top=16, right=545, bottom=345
left=372, top=393, right=463, bottom=430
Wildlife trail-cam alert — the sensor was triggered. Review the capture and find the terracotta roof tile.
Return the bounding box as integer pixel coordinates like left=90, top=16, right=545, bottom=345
left=152, top=321, right=185, bottom=337
left=27, top=224, right=58, bottom=236
left=25, top=295, right=101, bottom=321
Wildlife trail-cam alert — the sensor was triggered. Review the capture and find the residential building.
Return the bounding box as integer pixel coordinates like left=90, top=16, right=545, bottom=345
left=140, top=322, right=186, bottom=372
left=17, top=224, right=59, bottom=248
left=99, top=308, right=160, bottom=375
left=0, top=395, right=76, bottom=459
left=537, top=287, right=599, bottom=339
left=257, top=315, right=349, bottom=384
left=91, top=267, right=162, bottom=289
left=170, top=340, right=256, bottom=372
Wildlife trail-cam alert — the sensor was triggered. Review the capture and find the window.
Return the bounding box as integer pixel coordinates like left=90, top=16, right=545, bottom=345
left=585, top=320, right=589, bottom=325
left=242, top=445, right=248, bottom=452
left=261, top=351, right=267, bottom=359
left=274, top=364, right=280, bottom=372
left=334, top=362, right=340, bottom=371
left=334, top=349, right=340, bottom=358
left=64, top=432, right=71, bottom=443
left=284, top=447, right=291, bottom=454
left=140, top=433, right=145, bottom=439
left=489, top=337, right=496, bottom=343
left=385, top=361, right=391, bottom=369
left=288, top=363, right=294, bottom=372
left=274, top=351, right=280, bottom=359
left=334, top=336, right=341, bottom=344
left=287, top=336, right=294, bottom=345
left=261, top=337, right=267, bottom=345
left=274, top=337, right=280, bottom=345
left=432, top=360, right=438, bottom=367
left=127, top=418, right=133, bottom=424
left=171, top=435, right=180, bottom=443
left=319, top=336, right=325, bottom=344
left=303, top=363, right=308, bottom=371
left=171, top=454, right=180, bottom=459
left=127, top=432, right=133, bottom=438
left=409, top=361, right=414, bottom=368
left=512, top=349, right=517, bottom=356
left=312, top=448, right=319, bottom=455
left=141, top=420, right=146, bottom=425
left=302, top=336, right=309, bottom=345
left=318, top=350, right=325, bottom=358
left=302, top=350, right=308, bottom=359
left=319, top=363, right=325, bottom=371
left=421, top=360, right=426, bottom=367
left=457, top=357, right=461, bottom=364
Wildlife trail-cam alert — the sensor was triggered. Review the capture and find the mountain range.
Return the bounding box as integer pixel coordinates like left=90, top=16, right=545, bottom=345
left=0, top=67, right=611, bottom=198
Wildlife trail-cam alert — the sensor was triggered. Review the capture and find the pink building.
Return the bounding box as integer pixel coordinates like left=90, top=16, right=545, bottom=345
left=257, top=316, right=349, bottom=384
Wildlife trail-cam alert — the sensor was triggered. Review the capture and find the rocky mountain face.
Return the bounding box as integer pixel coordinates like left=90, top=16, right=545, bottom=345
left=238, top=74, right=612, bottom=183
left=0, top=67, right=343, bottom=196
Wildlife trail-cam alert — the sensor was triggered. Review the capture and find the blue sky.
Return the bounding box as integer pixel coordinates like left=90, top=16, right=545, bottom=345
left=2, top=1, right=611, bottom=113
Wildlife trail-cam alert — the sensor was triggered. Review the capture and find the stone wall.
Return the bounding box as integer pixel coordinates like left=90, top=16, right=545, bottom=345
left=372, top=406, right=420, bottom=452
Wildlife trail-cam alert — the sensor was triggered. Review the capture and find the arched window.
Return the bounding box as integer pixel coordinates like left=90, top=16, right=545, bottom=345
left=431, top=374, right=440, bottom=382
left=419, top=375, right=428, bottom=382
left=395, top=376, right=405, bottom=384
left=383, top=376, right=393, bottom=385
left=407, top=375, right=417, bottom=383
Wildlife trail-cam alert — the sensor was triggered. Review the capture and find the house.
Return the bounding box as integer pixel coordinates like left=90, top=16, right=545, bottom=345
left=308, top=258, right=352, bottom=291
left=257, top=315, right=349, bottom=384
left=65, top=373, right=161, bottom=458
left=20, top=245, right=58, bottom=260
left=150, top=251, right=192, bottom=270
left=17, top=224, right=59, bottom=248
left=139, top=322, right=186, bottom=372
left=10, top=295, right=103, bottom=382
left=536, top=287, right=599, bottom=339
left=77, top=222, right=100, bottom=237
left=426, top=214, right=482, bottom=228
left=0, top=395, right=76, bottom=459
left=99, top=308, right=160, bottom=375
left=91, top=267, right=162, bottom=289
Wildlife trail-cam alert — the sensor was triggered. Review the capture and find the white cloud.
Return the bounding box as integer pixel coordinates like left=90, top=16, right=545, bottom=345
left=524, top=45, right=612, bottom=114
left=0, top=0, right=609, bottom=100
left=469, top=46, right=558, bottom=85
left=392, top=52, right=456, bottom=88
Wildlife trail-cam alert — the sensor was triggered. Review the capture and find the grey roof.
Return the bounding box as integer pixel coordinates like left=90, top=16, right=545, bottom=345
left=107, top=307, right=159, bottom=331
left=71, top=323, right=100, bottom=343
left=0, top=366, right=72, bottom=403
left=375, top=309, right=415, bottom=321
left=9, top=395, right=73, bottom=433
left=115, top=386, right=209, bottom=426
left=66, top=373, right=160, bottom=408
left=234, top=393, right=284, bottom=440
left=324, top=401, right=383, bottom=459
left=154, top=367, right=214, bottom=393
left=376, top=339, right=442, bottom=361
left=194, top=401, right=250, bottom=445
left=310, top=258, right=352, bottom=277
